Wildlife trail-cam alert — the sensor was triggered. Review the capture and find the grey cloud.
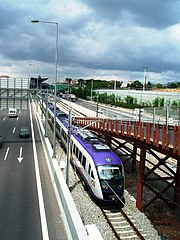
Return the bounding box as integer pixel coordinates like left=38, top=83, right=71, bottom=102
left=79, top=0, right=180, bottom=29
left=0, top=0, right=180, bottom=83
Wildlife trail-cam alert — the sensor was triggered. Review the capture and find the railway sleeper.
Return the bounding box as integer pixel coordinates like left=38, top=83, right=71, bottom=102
left=118, top=234, right=139, bottom=239
left=117, top=229, right=135, bottom=234
left=115, top=225, right=135, bottom=229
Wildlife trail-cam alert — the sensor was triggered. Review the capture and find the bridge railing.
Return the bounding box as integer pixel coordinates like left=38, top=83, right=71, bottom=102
left=73, top=117, right=180, bottom=157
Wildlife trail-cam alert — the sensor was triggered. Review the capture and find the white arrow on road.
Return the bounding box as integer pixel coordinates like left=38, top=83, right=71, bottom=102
left=17, top=147, right=23, bottom=163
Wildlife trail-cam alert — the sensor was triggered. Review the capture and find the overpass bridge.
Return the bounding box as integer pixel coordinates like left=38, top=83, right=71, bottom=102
left=0, top=77, right=47, bottom=109
left=73, top=117, right=180, bottom=211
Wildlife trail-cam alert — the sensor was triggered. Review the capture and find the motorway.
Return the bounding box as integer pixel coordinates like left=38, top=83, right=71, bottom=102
left=0, top=105, right=67, bottom=240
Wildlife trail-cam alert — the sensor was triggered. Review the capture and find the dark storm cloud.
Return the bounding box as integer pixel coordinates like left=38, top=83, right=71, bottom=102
left=0, top=0, right=180, bottom=83
left=52, top=0, right=180, bottom=76
left=0, top=5, right=33, bottom=59
left=80, top=0, right=180, bottom=29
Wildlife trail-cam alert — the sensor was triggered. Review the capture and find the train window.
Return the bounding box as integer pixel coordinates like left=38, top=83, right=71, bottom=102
left=76, top=147, right=79, bottom=158
left=61, top=129, right=65, bottom=139
left=91, top=171, right=95, bottom=179
left=82, top=156, right=86, bottom=169
left=57, top=124, right=60, bottom=132
left=61, top=129, right=67, bottom=142
left=64, top=132, right=67, bottom=142
left=88, top=164, right=91, bottom=175
left=97, top=165, right=122, bottom=180
left=73, top=144, right=76, bottom=154
left=79, top=151, right=82, bottom=162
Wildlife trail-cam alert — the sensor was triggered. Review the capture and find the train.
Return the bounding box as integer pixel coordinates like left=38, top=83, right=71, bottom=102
left=47, top=103, right=125, bottom=205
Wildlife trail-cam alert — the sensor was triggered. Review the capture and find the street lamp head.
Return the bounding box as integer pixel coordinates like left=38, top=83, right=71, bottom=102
left=31, top=19, right=39, bottom=23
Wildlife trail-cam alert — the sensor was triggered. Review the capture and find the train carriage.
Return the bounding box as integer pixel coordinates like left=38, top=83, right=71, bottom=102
left=48, top=104, right=125, bottom=205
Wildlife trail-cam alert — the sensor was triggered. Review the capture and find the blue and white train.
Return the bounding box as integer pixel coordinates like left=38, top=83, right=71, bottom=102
left=48, top=104, right=125, bottom=205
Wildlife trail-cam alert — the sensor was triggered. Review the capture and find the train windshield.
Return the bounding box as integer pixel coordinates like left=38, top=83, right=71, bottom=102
left=97, top=165, right=124, bottom=189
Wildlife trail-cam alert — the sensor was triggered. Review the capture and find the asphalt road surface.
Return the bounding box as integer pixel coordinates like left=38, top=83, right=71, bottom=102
left=0, top=105, right=67, bottom=240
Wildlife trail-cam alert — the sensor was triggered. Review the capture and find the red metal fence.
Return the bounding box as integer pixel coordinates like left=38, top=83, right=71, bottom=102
left=74, top=117, right=180, bottom=157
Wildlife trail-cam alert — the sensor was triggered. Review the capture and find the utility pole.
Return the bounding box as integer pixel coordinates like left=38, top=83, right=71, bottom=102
left=142, top=66, right=148, bottom=91
left=96, top=92, right=99, bottom=117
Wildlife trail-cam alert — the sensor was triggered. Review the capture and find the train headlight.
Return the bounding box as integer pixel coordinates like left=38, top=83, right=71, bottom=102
left=101, top=181, right=108, bottom=190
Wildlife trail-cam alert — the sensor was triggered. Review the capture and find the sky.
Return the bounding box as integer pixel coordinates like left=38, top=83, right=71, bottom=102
left=0, top=0, right=180, bottom=84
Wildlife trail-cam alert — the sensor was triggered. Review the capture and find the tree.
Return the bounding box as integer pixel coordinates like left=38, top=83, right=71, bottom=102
left=77, top=78, right=85, bottom=87
left=146, top=81, right=153, bottom=89
left=155, top=83, right=164, bottom=89
left=65, top=78, right=72, bottom=85
left=127, top=80, right=143, bottom=90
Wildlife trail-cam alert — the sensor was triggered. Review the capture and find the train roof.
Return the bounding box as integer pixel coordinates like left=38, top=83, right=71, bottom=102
left=76, top=130, right=99, bottom=143
left=49, top=105, right=68, bottom=119
left=74, top=129, right=122, bottom=166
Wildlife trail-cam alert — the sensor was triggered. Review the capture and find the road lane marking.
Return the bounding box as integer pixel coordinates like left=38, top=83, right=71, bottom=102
left=17, top=147, right=23, bottom=163
left=29, top=102, right=49, bottom=240
left=4, top=147, right=10, bottom=160
left=13, top=127, right=16, bottom=133
left=3, top=117, right=6, bottom=121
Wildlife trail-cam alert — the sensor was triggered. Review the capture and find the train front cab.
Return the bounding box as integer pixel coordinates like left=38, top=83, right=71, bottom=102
left=97, top=164, right=125, bottom=206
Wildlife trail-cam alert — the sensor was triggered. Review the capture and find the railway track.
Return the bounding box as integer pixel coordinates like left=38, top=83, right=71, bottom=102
left=101, top=206, right=147, bottom=240
left=49, top=99, right=148, bottom=239
left=56, top=100, right=87, bottom=117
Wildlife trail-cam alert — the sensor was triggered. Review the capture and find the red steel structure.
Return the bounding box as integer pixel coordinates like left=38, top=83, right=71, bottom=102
left=73, top=117, right=180, bottom=211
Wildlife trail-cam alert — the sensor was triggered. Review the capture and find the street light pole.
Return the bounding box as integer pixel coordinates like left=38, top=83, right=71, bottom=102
left=31, top=19, right=58, bottom=158
left=91, top=78, right=93, bottom=103
left=96, top=91, right=99, bottom=117
left=142, top=66, right=148, bottom=91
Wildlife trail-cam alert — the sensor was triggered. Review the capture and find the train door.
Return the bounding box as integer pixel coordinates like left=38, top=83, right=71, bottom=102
left=88, top=163, right=95, bottom=188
